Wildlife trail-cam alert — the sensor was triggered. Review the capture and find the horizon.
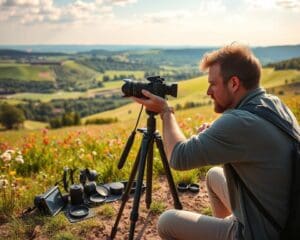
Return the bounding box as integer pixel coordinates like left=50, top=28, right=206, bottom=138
left=0, top=0, right=299, bottom=46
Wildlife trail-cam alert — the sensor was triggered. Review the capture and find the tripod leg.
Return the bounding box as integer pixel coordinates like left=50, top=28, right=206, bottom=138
left=129, top=134, right=152, bottom=240
left=155, top=134, right=183, bottom=210
left=110, top=147, right=141, bottom=239
left=146, top=138, right=154, bottom=209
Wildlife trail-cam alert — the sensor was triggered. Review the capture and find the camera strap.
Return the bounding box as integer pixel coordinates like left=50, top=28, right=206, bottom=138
left=20, top=206, right=37, bottom=218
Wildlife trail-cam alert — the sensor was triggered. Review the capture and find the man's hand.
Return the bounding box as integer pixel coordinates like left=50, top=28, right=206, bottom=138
left=132, top=89, right=168, bottom=114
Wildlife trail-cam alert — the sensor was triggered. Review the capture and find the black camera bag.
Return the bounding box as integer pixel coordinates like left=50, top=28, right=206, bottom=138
left=232, top=103, right=300, bottom=239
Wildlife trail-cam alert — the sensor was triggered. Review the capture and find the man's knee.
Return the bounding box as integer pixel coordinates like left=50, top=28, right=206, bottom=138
left=206, top=166, right=223, bottom=187
left=157, top=209, right=178, bottom=238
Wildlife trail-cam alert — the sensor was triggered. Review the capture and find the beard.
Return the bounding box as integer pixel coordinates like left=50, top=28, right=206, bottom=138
left=213, top=101, right=227, bottom=113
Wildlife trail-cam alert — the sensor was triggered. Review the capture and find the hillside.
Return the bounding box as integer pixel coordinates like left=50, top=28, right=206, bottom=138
left=267, top=57, right=300, bottom=70
left=0, top=44, right=300, bottom=94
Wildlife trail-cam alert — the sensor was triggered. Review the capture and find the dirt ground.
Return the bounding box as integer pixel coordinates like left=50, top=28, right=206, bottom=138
left=85, top=176, right=210, bottom=240
left=0, top=176, right=210, bottom=240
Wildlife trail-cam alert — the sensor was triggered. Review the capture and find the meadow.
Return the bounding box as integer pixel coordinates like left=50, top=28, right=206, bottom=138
left=0, top=68, right=299, bottom=239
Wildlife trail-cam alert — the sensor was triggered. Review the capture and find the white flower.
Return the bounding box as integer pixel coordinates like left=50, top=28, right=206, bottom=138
left=0, top=179, right=8, bottom=189
left=15, top=155, right=24, bottom=164
left=79, top=148, right=85, bottom=153
left=1, top=151, right=12, bottom=162
left=92, top=151, right=97, bottom=156
left=75, top=138, right=82, bottom=145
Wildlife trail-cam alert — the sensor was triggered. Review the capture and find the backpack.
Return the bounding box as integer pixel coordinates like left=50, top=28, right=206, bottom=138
left=230, top=103, right=300, bottom=240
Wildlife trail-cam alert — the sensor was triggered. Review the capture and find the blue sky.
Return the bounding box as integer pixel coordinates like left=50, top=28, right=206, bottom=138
left=0, top=0, right=299, bottom=46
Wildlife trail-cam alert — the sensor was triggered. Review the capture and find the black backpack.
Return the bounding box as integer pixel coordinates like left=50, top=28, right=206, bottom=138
left=230, top=103, right=300, bottom=240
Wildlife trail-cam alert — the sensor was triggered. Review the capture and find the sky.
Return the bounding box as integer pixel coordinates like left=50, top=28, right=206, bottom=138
left=0, top=0, right=299, bottom=46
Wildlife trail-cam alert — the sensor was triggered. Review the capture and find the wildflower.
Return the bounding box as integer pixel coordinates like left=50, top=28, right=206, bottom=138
left=79, top=148, right=85, bottom=153
left=9, top=171, right=16, bottom=176
left=0, top=179, right=8, bottom=189
left=1, top=150, right=12, bottom=162
left=15, top=155, right=24, bottom=164
left=75, top=138, right=82, bottom=146
left=92, top=151, right=97, bottom=156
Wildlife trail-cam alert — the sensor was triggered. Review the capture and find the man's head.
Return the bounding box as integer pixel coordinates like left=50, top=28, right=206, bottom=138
left=200, top=43, right=261, bottom=113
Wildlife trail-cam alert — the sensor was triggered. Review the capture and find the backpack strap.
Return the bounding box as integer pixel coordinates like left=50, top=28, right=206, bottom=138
left=231, top=103, right=300, bottom=232
left=240, top=104, right=300, bottom=142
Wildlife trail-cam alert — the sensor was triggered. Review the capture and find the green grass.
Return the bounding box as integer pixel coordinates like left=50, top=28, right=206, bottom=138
left=5, top=91, right=87, bottom=102
left=23, top=120, right=48, bottom=130
left=260, top=68, right=300, bottom=88
left=0, top=63, right=55, bottom=82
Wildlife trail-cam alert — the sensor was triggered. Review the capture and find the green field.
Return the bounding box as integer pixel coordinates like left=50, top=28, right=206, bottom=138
left=0, top=63, right=55, bottom=82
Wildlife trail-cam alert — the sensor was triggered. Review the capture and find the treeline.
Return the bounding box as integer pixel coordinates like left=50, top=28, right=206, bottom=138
left=267, top=57, right=300, bottom=70
left=0, top=79, right=56, bottom=94
left=77, top=57, right=152, bottom=72
left=17, top=95, right=130, bottom=122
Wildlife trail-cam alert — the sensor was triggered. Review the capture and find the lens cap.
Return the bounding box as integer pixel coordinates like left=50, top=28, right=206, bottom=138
left=177, top=182, right=189, bottom=192
left=69, top=205, right=89, bottom=218
left=189, top=183, right=200, bottom=193
left=89, top=193, right=106, bottom=204
left=96, top=185, right=109, bottom=197
left=107, top=182, right=124, bottom=195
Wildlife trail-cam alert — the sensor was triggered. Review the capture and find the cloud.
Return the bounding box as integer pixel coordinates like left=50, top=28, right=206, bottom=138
left=0, top=0, right=135, bottom=24
left=143, top=10, right=190, bottom=24
left=276, top=0, right=300, bottom=10
left=245, top=0, right=300, bottom=11
left=107, top=0, right=137, bottom=6
left=0, top=0, right=39, bottom=7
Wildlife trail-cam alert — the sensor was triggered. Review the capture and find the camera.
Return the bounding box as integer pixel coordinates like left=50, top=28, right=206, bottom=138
left=121, top=76, right=177, bottom=99
left=34, top=186, right=66, bottom=216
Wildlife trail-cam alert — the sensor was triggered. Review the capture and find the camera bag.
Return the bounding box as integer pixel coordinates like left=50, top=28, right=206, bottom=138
left=231, top=103, right=300, bottom=240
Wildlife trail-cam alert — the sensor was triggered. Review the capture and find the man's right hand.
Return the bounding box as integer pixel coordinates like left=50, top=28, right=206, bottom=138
left=132, top=89, right=169, bottom=114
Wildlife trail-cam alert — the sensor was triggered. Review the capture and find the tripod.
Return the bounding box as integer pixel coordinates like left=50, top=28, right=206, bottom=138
left=110, top=111, right=183, bottom=240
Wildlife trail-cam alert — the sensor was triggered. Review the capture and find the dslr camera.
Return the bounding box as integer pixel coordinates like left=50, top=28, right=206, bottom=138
left=121, top=76, right=177, bottom=99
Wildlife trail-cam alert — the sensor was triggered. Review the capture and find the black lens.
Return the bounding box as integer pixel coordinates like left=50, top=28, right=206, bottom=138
left=121, top=79, right=148, bottom=98
left=166, top=84, right=178, bottom=97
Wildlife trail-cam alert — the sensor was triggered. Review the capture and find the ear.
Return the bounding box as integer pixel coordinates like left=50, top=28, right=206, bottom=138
left=228, top=76, right=240, bottom=93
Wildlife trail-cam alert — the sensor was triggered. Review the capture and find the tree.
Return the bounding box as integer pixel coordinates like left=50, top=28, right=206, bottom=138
left=0, top=103, right=25, bottom=129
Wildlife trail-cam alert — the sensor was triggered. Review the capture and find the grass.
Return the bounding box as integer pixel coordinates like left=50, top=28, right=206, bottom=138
left=4, top=91, right=87, bottom=102
left=0, top=63, right=55, bottom=82
left=150, top=201, right=167, bottom=215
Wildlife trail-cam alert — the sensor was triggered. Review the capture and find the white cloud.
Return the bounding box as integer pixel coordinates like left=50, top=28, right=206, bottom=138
left=245, top=0, right=300, bottom=11
left=0, top=0, right=39, bottom=7
left=143, top=10, right=191, bottom=24
left=0, top=0, right=126, bottom=24
left=197, top=0, right=227, bottom=14
left=107, top=0, right=137, bottom=7
left=276, top=0, right=300, bottom=11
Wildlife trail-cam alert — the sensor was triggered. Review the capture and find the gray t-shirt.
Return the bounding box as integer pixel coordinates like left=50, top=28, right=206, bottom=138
left=170, top=88, right=299, bottom=240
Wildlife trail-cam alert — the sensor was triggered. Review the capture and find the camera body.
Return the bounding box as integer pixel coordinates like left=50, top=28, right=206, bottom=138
left=121, top=76, right=177, bottom=99
left=34, top=186, right=66, bottom=216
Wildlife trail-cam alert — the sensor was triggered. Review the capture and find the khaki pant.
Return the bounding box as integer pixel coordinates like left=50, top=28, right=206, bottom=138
left=157, top=167, right=238, bottom=240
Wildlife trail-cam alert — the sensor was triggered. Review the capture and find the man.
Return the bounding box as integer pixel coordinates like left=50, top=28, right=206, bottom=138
left=132, top=43, right=299, bottom=240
